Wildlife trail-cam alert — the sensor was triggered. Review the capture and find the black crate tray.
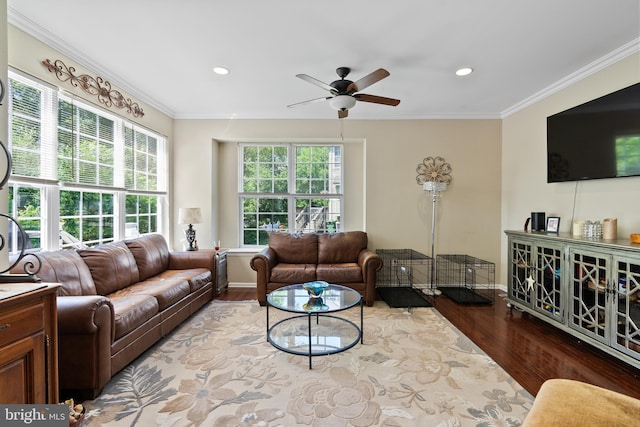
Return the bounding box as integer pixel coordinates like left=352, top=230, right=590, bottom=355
left=377, top=287, right=433, bottom=308
left=437, top=287, right=492, bottom=305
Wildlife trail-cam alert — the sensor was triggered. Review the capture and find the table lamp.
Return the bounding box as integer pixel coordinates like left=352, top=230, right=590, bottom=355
left=178, top=207, right=202, bottom=251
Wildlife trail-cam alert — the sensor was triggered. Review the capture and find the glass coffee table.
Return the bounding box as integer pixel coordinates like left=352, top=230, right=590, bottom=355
left=266, top=283, right=363, bottom=369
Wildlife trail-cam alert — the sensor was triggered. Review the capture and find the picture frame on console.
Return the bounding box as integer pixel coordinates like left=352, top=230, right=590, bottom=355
left=546, top=217, right=560, bottom=233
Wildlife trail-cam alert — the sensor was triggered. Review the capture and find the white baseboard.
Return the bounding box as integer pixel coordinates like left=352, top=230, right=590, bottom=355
left=229, top=282, right=256, bottom=288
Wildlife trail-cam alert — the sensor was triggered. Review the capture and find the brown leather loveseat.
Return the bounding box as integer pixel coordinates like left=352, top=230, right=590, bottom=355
left=250, top=231, right=382, bottom=306
left=11, top=233, right=217, bottom=400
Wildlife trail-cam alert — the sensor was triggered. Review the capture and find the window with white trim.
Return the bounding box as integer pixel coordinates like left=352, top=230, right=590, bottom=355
left=7, top=71, right=167, bottom=252
left=239, top=144, right=343, bottom=246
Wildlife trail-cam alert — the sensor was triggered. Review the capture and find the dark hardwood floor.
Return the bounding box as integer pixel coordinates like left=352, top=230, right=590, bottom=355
left=217, top=287, right=640, bottom=399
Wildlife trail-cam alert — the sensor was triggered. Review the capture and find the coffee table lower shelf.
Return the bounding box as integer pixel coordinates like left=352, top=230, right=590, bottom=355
left=267, top=313, right=362, bottom=369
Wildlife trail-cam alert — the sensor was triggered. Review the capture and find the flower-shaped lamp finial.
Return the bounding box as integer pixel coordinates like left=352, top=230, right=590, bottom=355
left=416, top=156, right=452, bottom=185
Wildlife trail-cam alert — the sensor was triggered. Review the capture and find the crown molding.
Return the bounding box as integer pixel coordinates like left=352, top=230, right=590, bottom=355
left=7, top=6, right=176, bottom=118
left=8, top=6, right=638, bottom=122
left=501, top=38, right=640, bottom=118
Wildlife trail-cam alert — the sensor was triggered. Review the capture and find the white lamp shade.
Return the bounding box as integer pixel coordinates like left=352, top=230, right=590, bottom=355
left=178, top=207, right=202, bottom=225
left=329, top=95, right=356, bottom=111
left=423, top=181, right=447, bottom=192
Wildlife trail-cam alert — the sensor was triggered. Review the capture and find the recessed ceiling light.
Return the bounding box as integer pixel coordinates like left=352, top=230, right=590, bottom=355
left=213, top=66, right=229, bottom=75
left=455, top=67, right=473, bottom=76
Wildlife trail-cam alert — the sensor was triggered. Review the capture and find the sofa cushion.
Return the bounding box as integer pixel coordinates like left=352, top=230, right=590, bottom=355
left=152, top=269, right=212, bottom=292
left=10, top=250, right=98, bottom=296
left=78, top=241, right=140, bottom=295
left=111, top=277, right=191, bottom=311
left=125, top=234, right=171, bottom=281
left=316, top=263, right=363, bottom=283
left=271, top=263, right=316, bottom=284
left=318, top=231, right=367, bottom=264
left=269, top=233, right=318, bottom=264
left=108, top=293, right=159, bottom=340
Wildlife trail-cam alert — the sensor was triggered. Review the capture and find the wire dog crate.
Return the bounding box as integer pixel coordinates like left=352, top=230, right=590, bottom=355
left=376, top=249, right=433, bottom=307
left=436, top=254, right=495, bottom=304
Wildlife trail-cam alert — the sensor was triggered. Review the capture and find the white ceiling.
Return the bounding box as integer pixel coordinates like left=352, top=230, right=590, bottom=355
left=7, top=0, right=640, bottom=120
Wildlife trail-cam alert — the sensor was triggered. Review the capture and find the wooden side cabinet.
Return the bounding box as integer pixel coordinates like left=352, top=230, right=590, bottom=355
left=216, top=249, right=229, bottom=296
left=0, top=283, right=59, bottom=404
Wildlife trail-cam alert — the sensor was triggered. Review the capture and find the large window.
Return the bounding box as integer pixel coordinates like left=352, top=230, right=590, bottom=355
left=7, top=71, right=167, bottom=252
left=240, top=144, right=342, bottom=246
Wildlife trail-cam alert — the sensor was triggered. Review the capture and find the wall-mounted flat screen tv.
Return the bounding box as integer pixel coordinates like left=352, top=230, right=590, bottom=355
left=547, top=82, right=640, bottom=183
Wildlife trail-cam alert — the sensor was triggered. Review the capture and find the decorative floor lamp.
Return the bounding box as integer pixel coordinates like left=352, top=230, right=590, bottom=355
left=416, top=156, right=452, bottom=296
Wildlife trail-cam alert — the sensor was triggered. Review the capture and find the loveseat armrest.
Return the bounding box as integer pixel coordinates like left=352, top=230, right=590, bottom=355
left=169, top=251, right=217, bottom=278
left=358, top=249, right=383, bottom=306
left=250, top=247, right=277, bottom=306
left=57, top=295, right=114, bottom=398
left=358, top=249, right=383, bottom=281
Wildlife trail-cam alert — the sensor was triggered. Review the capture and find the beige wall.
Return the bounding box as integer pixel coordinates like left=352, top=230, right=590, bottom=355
left=501, top=53, right=640, bottom=282
left=7, top=25, right=175, bottom=242
left=10, top=16, right=637, bottom=290
left=173, top=118, right=503, bottom=286
left=7, top=27, right=173, bottom=138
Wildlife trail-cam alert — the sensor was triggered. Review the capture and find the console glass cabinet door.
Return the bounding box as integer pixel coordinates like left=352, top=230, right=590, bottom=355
left=509, top=238, right=533, bottom=308
left=612, top=255, right=640, bottom=359
left=568, top=248, right=610, bottom=344
left=533, top=243, right=564, bottom=321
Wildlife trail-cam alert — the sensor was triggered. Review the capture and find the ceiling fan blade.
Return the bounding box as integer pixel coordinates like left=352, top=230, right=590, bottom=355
left=347, top=68, right=390, bottom=92
left=354, top=93, right=400, bottom=106
left=296, top=74, right=336, bottom=93
left=338, top=109, right=348, bottom=119
left=287, top=96, right=330, bottom=108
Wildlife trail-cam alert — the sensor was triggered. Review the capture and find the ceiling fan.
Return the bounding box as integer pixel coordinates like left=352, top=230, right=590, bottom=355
left=287, top=67, right=401, bottom=118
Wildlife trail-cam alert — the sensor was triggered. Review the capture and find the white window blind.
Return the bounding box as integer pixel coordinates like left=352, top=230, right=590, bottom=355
left=57, top=97, right=116, bottom=187
left=7, top=70, right=168, bottom=249
left=8, top=75, right=57, bottom=182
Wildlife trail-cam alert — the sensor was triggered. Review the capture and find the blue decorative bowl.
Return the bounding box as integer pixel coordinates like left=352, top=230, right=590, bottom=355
left=302, top=297, right=329, bottom=311
left=302, top=280, right=329, bottom=297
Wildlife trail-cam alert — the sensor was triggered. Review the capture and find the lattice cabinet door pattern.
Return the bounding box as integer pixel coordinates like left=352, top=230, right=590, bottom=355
left=505, top=230, right=640, bottom=368
left=508, top=238, right=533, bottom=308
left=569, top=248, right=610, bottom=343
left=613, top=255, right=640, bottom=358
left=534, top=243, right=564, bottom=321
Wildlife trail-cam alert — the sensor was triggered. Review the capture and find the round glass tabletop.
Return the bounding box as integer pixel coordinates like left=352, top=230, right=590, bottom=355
left=267, top=283, right=361, bottom=313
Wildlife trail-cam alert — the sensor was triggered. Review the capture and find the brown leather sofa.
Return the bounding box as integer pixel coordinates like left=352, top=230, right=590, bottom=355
left=10, top=234, right=216, bottom=400
left=250, top=231, right=383, bottom=306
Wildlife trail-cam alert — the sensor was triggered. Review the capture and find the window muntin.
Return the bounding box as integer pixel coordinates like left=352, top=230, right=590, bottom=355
left=239, top=144, right=343, bottom=246
left=295, top=145, right=342, bottom=194
left=242, top=145, right=288, bottom=193
left=126, top=194, right=159, bottom=238
left=294, top=197, right=342, bottom=234
left=7, top=71, right=167, bottom=252
left=8, top=184, right=42, bottom=251
left=59, top=189, right=115, bottom=248
left=242, top=197, right=289, bottom=246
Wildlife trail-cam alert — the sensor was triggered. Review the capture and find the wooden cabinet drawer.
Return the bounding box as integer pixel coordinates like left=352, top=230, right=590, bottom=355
left=0, top=304, right=45, bottom=347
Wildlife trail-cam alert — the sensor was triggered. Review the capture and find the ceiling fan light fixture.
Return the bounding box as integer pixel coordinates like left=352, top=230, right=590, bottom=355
left=455, top=67, right=473, bottom=77
left=329, top=95, right=356, bottom=111
left=213, top=66, right=230, bottom=75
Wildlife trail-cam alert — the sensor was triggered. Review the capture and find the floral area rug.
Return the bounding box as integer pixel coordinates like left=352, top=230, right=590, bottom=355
left=82, top=301, right=533, bottom=426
